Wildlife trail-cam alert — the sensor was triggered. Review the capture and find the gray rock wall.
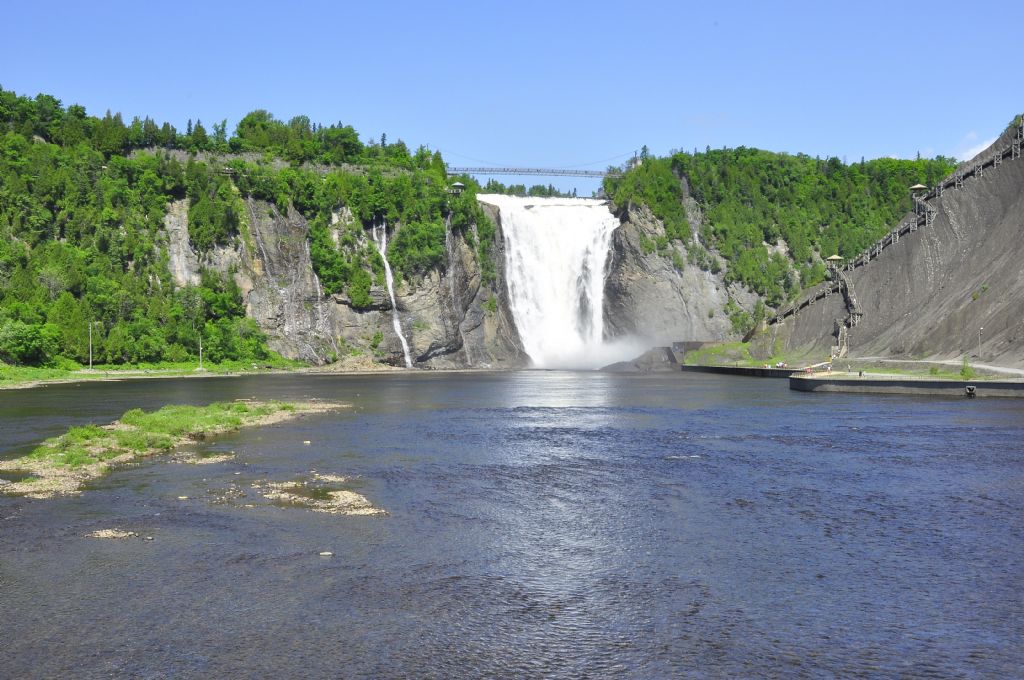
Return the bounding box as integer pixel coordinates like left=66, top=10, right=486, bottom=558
left=162, top=199, right=201, bottom=287
left=602, top=204, right=750, bottom=346
left=393, top=208, right=525, bottom=368
left=160, top=195, right=526, bottom=368
left=783, top=132, right=1024, bottom=368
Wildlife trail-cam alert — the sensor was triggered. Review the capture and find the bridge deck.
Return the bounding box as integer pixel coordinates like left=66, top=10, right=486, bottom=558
left=446, top=166, right=622, bottom=178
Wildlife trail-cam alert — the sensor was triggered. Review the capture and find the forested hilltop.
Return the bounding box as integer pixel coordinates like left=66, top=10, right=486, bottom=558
left=0, top=86, right=491, bottom=368
left=604, top=147, right=956, bottom=306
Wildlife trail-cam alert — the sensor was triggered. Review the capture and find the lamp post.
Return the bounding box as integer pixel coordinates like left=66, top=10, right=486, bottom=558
left=88, top=321, right=97, bottom=370
left=978, top=327, right=983, bottom=360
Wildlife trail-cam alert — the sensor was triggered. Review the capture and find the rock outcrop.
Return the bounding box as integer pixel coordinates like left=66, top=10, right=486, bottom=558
left=234, top=198, right=339, bottom=363
left=162, top=199, right=200, bottom=288
left=777, top=123, right=1024, bottom=368
left=391, top=208, right=525, bottom=368
left=600, top=346, right=680, bottom=373
left=161, top=195, right=527, bottom=368
left=603, top=203, right=754, bottom=346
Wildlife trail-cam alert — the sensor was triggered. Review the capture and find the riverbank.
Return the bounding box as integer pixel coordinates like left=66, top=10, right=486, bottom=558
left=0, top=360, right=303, bottom=391
left=0, top=400, right=343, bottom=498
left=0, top=360, right=402, bottom=391
left=0, top=354, right=492, bottom=391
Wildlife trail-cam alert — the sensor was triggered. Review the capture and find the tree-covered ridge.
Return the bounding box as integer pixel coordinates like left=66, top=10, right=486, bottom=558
left=2, top=85, right=485, bottom=292
left=0, top=88, right=424, bottom=168
left=0, top=85, right=488, bottom=366
left=0, top=128, right=271, bottom=366
left=605, top=148, right=956, bottom=305
left=302, top=166, right=470, bottom=307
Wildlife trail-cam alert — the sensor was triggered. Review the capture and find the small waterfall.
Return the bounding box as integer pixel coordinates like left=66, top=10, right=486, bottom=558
left=371, top=219, right=413, bottom=368
left=305, top=238, right=339, bottom=358
left=478, top=195, right=639, bottom=369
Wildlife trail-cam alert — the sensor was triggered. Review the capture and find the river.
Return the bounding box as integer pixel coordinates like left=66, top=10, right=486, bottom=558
left=1, top=371, right=1022, bottom=677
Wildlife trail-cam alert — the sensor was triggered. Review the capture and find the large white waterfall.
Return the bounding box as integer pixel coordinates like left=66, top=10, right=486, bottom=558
left=371, top=220, right=413, bottom=368
left=478, top=194, right=642, bottom=369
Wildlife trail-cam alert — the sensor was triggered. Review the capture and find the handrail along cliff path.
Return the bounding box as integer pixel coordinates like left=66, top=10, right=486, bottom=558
left=765, top=115, right=1024, bottom=336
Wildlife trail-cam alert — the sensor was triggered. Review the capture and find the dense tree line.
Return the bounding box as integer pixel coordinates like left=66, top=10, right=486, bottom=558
left=481, top=179, right=578, bottom=198
left=0, top=88, right=277, bottom=367
left=0, top=121, right=272, bottom=366
left=605, top=148, right=956, bottom=305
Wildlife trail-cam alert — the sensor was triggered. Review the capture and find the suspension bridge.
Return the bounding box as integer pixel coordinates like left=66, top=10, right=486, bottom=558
left=445, top=166, right=624, bottom=178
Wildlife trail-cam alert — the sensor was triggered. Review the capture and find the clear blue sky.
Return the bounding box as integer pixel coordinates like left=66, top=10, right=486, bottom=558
left=3, top=0, right=1021, bottom=194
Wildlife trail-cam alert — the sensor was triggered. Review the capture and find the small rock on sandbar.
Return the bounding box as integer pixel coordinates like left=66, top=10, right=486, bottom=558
left=313, top=473, right=348, bottom=483
left=87, top=529, right=137, bottom=539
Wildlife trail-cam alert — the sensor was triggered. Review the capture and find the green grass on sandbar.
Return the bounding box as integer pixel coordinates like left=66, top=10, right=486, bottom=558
left=27, top=401, right=296, bottom=468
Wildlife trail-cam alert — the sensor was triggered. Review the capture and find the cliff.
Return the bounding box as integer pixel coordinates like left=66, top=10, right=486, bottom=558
left=160, top=177, right=769, bottom=370
left=603, top=203, right=756, bottom=347
left=161, top=196, right=527, bottom=368
left=393, top=203, right=525, bottom=368
left=776, top=121, right=1024, bottom=368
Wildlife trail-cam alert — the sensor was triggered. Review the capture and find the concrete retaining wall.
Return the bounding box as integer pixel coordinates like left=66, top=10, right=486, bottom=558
left=679, top=365, right=799, bottom=379
left=789, top=376, right=1024, bottom=398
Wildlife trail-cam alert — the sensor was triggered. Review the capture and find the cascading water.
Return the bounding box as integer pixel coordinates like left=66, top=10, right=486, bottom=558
left=478, top=194, right=642, bottom=369
left=371, top=220, right=413, bottom=368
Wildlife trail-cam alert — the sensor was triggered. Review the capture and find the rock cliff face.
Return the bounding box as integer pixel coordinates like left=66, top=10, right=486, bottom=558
left=160, top=196, right=526, bottom=367
left=160, top=183, right=759, bottom=368
left=424, top=203, right=525, bottom=368
left=384, top=205, right=525, bottom=368
left=779, top=126, right=1024, bottom=368
left=163, top=200, right=201, bottom=288
left=235, top=198, right=339, bottom=363
left=602, top=203, right=754, bottom=346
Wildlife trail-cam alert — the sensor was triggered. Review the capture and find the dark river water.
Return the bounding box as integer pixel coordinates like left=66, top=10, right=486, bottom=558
left=1, top=371, right=1022, bottom=678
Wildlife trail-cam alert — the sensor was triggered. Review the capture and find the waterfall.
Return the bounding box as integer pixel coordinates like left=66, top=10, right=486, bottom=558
left=478, top=194, right=639, bottom=369
left=305, top=238, right=339, bottom=359
left=371, top=220, right=413, bottom=368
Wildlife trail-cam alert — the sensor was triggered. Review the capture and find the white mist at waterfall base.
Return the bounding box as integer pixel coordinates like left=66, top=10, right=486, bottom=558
left=479, top=195, right=646, bottom=370
left=371, top=221, right=413, bottom=368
